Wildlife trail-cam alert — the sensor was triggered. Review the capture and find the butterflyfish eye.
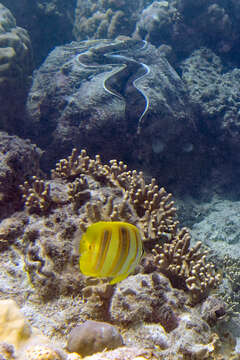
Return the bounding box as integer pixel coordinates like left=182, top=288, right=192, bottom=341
left=79, top=221, right=143, bottom=284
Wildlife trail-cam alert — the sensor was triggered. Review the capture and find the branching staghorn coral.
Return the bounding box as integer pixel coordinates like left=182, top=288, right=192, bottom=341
left=19, top=176, right=52, bottom=214
left=51, top=149, right=110, bottom=182
left=19, top=148, right=220, bottom=302
left=52, top=148, right=178, bottom=242
left=153, top=227, right=221, bottom=303
left=67, top=175, right=91, bottom=213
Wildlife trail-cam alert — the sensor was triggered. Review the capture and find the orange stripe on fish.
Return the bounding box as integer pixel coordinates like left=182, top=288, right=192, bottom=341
left=79, top=221, right=143, bottom=284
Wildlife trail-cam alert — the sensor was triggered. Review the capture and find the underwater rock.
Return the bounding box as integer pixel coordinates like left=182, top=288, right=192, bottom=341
left=26, top=38, right=194, bottom=187
left=176, top=0, right=234, bottom=54
left=0, top=4, right=33, bottom=134
left=190, top=198, right=240, bottom=314
left=190, top=199, right=240, bottom=251
left=0, top=132, right=42, bottom=220
left=67, top=320, right=123, bottom=356
left=78, top=346, right=155, bottom=360
left=201, top=296, right=226, bottom=326
left=110, top=273, right=181, bottom=330
left=181, top=47, right=240, bottom=162
left=133, top=1, right=181, bottom=48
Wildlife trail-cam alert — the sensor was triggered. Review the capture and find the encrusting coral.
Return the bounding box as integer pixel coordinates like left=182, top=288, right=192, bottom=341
left=19, top=148, right=220, bottom=303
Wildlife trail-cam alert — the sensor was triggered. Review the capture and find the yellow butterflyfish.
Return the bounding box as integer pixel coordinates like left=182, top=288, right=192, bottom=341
left=79, top=221, right=143, bottom=284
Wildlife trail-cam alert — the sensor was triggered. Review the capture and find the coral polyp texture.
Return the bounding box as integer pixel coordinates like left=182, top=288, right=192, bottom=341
left=0, top=149, right=234, bottom=359
left=51, top=148, right=179, bottom=241
left=18, top=147, right=220, bottom=302
left=153, top=227, right=221, bottom=303
left=50, top=148, right=219, bottom=301
left=20, top=176, right=52, bottom=214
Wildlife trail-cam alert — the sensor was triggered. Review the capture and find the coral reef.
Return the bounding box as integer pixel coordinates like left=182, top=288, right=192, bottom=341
left=1, top=0, right=75, bottom=66
left=16, top=148, right=219, bottom=303
left=181, top=47, right=240, bottom=161
left=0, top=132, right=42, bottom=220
left=0, top=149, right=236, bottom=359
left=109, top=272, right=182, bottom=329
left=0, top=299, right=54, bottom=358
left=73, top=0, right=143, bottom=41
left=25, top=37, right=195, bottom=190
left=24, top=345, right=63, bottom=360
left=73, top=0, right=238, bottom=62
left=0, top=4, right=33, bottom=134
left=133, top=1, right=182, bottom=47
left=50, top=149, right=220, bottom=303
left=133, top=0, right=240, bottom=62
left=153, top=227, right=220, bottom=303
left=20, top=176, right=52, bottom=214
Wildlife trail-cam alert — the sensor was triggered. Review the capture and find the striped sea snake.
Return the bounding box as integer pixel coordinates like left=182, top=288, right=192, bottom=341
left=75, top=40, right=150, bottom=134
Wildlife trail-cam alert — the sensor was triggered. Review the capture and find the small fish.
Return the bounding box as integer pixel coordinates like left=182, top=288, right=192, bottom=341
left=79, top=221, right=143, bottom=284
